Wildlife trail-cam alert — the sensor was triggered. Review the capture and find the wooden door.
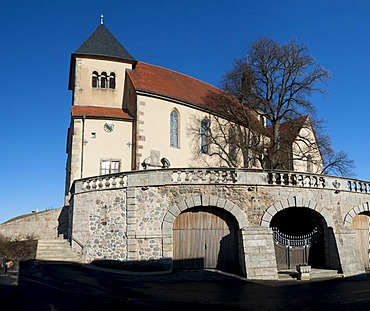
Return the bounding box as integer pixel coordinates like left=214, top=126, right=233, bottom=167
left=173, top=207, right=239, bottom=273
left=353, top=214, right=370, bottom=269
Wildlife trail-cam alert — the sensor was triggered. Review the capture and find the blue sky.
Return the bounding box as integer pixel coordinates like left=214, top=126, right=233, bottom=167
left=1, top=0, right=370, bottom=223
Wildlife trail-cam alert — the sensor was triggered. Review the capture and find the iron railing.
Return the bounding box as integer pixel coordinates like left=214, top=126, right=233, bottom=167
left=272, top=227, right=320, bottom=248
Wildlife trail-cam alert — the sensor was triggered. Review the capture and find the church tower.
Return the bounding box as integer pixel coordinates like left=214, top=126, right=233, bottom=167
left=65, top=20, right=136, bottom=204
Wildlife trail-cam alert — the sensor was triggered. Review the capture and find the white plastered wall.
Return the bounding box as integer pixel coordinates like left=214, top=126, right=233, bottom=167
left=81, top=119, right=132, bottom=177
left=73, top=57, right=132, bottom=108
left=136, top=95, right=256, bottom=169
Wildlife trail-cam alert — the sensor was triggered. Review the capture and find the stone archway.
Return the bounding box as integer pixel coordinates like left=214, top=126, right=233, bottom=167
left=260, top=195, right=335, bottom=229
left=161, top=195, right=248, bottom=273
left=344, top=202, right=370, bottom=269
left=261, top=196, right=339, bottom=270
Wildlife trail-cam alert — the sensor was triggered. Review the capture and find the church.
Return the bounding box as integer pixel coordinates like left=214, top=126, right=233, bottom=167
left=56, top=21, right=370, bottom=280
left=64, top=21, right=322, bottom=205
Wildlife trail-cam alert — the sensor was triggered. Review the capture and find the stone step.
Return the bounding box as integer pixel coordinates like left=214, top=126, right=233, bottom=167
left=36, top=239, right=82, bottom=263
left=278, top=268, right=343, bottom=280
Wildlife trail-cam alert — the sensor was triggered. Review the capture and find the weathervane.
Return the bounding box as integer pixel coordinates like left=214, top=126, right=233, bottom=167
left=100, top=14, right=104, bottom=25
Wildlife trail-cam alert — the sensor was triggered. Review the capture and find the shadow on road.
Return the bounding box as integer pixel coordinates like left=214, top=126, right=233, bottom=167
left=1, top=260, right=370, bottom=310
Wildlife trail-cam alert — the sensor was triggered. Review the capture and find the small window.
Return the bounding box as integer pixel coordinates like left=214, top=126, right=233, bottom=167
left=170, top=110, right=179, bottom=147
left=200, top=118, right=209, bottom=154
left=92, top=71, right=99, bottom=88
left=109, top=72, right=116, bottom=89
left=100, top=160, right=120, bottom=175
left=100, top=72, right=107, bottom=88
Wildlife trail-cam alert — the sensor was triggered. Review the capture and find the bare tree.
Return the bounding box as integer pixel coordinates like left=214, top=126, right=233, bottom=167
left=189, top=37, right=354, bottom=176
left=221, top=37, right=354, bottom=176
left=187, top=90, right=267, bottom=169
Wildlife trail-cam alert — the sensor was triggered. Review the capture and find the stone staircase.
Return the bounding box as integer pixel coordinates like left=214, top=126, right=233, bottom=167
left=36, top=237, right=82, bottom=262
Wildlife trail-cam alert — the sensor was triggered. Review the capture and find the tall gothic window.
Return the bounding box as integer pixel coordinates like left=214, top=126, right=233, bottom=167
left=92, top=71, right=99, bottom=88
left=109, top=72, right=116, bottom=89
left=170, top=110, right=179, bottom=147
left=200, top=118, right=209, bottom=154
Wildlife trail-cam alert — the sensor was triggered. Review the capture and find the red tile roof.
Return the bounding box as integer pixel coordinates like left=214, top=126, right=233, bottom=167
left=266, top=115, right=310, bottom=142
left=127, top=62, right=227, bottom=112
left=71, top=106, right=132, bottom=120
left=127, top=62, right=270, bottom=134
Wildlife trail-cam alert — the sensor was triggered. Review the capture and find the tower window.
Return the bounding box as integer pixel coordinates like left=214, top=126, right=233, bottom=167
left=100, top=72, right=107, bottom=88
left=109, top=72, right=116, bottom=89
left=92, top=71, right=99, bottom=88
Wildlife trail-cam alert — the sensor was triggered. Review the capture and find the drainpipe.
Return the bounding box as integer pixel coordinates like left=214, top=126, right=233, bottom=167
left=80, top=115, right=86, bottom=179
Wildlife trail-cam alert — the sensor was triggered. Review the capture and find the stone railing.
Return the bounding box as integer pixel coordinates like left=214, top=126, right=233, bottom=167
left=71, top=168, right=370, bottom=196
left=346, top=180, right=370, bottom=193
left=171, top=168, right=237, bottom=184
left=79, top=174, right=128, bottom=192
left=267, top=171, right=327, bottom=188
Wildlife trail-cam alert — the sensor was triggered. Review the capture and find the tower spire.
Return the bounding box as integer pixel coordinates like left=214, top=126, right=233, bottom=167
left=100, top=14, right=104, bottom=25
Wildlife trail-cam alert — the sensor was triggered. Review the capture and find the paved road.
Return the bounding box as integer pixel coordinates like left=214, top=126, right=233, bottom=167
left=1, top=260, right=370, bottom=310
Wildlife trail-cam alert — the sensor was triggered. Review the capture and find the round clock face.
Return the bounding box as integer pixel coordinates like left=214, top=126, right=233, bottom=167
left=104, top=122, right=114, bottom=132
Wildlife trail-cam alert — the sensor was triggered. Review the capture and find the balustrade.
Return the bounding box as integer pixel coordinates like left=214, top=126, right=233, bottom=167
left=74, top=168, right=370, bottom=196
left=171, top=169, right=237, bottom=184
left=267, top=172, right=326, bottom=188
left=82, top=174, right=127, bottom=191
left=347, top=180, right=370, bottom=193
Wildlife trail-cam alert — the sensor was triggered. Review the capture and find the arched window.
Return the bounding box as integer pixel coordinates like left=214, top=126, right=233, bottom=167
left=100, top=72, right=107, bottom=88
left=92, top=71, right=99, bottom=88
left=170, top=110, right=179, bottom=147
left=109, top=72, right=116, bottom=89
left=200, top=118, right=209, bottom=154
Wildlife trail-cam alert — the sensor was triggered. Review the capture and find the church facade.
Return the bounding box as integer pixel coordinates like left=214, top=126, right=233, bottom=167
left=65, top=23, right=322, bottom=205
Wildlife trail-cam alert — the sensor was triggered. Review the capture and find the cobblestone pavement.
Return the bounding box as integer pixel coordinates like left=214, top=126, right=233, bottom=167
left=1, top=260, right=370, bottom=310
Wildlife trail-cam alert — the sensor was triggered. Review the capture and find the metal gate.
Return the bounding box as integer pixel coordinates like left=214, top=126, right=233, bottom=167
left=272, top=227, right=320, bottom=270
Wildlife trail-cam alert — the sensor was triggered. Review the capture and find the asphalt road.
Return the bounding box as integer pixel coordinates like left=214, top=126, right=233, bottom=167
left=1, top=260, right=370, bottom=310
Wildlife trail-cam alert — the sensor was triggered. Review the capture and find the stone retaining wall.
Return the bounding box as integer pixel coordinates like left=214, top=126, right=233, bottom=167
left=68, top=169, right=370, bottom=279
left=0, top=208, right=63, bottom=240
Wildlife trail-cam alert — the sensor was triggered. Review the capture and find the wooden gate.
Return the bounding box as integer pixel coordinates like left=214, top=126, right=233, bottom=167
left=352, top=214, right=370, bottom=269
left=173, top=207, right=239, bottom=273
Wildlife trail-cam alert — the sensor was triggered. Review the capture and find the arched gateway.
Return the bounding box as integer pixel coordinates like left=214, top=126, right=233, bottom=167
left=162, top=195, right=248, bottom=274
left=344, top=202, right=370, bottom=269
left=261, top=196, right=341, bottom=271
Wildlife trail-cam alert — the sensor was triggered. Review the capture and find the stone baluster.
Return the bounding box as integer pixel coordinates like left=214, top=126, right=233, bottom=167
left=193, top=171, right=198, bottom=183
left=210, top=170, right=215, bottom=183
left=184, top=170, right=190, bottom=182
left=111, top=176, right=117, bottom=187
left=202, top=170, right=207, bottom=183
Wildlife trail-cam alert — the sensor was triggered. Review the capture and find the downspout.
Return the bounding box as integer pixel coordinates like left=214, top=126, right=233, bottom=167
left=80, top=115, right=86, bottom=178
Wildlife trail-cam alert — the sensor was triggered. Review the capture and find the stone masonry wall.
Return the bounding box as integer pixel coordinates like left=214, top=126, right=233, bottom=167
left=0, top=208, right=62, bottom=240
left=70, top=170, right=370, bottom=279
left=71, top=189, right=127, bottom=263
